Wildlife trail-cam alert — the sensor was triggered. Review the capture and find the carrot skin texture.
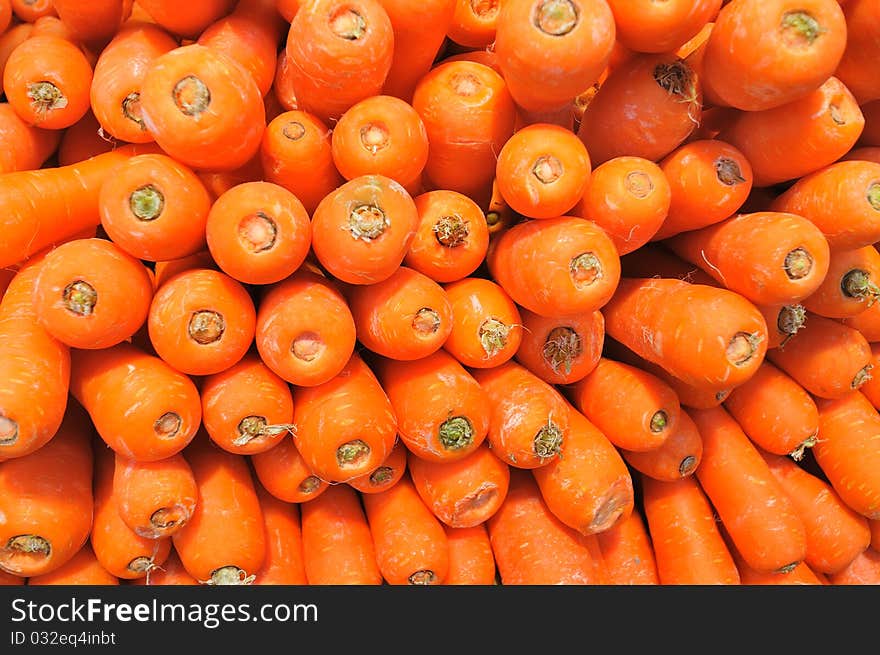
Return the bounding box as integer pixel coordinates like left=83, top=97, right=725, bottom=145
left=443, top=524, right=497, bottom=585
left=595, top=507, right=660, bottom=585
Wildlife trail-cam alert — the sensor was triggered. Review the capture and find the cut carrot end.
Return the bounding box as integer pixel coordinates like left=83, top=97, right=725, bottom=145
left=789, top=434, right=818, bottom=462
left=408, top=570, right=439, bottom=585
left=852, top=364, right=873, bottom=390
left=172, top=75, right=211, bottom=117
left=291, top=332, right=324, bottom=362
left=485, top=211, right=502, bottom=228
left=128, top=556, right=158, bottom=576
left=129, top=184, right=165, bottom=221
left=470, top=0, right=499, bottom=19
left=154, top=412, right=182, bottom=440
left=348, top=204, right=389, bottom=241
left=532, top=155, right=564, bottom=185
left=298, top=475, right=322, bottom=494
left=533, top=418, right=563, bottom=459
left=149, top=504, right=191, bottom=534
left=726, top=331, right=763, bottom=367
left=780, top=11, right=825, bottom=47
left=336, top=439, right=371, bottom=468
left=715, top=157, right=746, bottom=187
left=433, top=215, right=470, bottom=248
left=678, top=455, right=698, bottom=477
left=534, top=0, right=578, bottom=37
left=1, top=535, right=51, bottom=574
left=359, top=123, right=389, bottom=154
left=238, top=212, right=278, bottom=253
left=27, top=81, right=68, bottom=118
left=777, top=305, right=807, bottom=346
left=234, top=415, right=270, bottom=447
left=329, top=8, right=366, bottom=41
left=188, top=310, right=225, bottom=344
left=369, top=466, right=393, bottom=486
left=207, top=566, right=255, bottom=586
left=62, top=280, right=98, bottom=316
left=650, top=410, right=669, bottom=434
left=451, top=72, right=481, bottom=97
left=589, top=479, right=631, bottom=533
left=653, top=61, right=700, bottom=124
left=438, top=415, right=475, bottom=452
left=0, top=416, right=19, bottom=446
left=841, top=269, right=880, bottom=304
left=783, top=248, right=814, bottom=280
left=570, top=252, right=603, bottom=287
left=122, top=92, right=146, bottom=132
left=867, top=183, right=880, bottom=212
left=412, top=308, right=442, bottom=336
left=479, top=317, right=512, bottom=358
left=542, top=326, right=582, bottom=375
left=282, top=121, right=306, bottom=141
left=625, top=170, right=654, bottom=199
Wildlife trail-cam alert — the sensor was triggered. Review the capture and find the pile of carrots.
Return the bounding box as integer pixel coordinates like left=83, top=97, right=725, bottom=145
left=2, top=0, right=880, bottom=587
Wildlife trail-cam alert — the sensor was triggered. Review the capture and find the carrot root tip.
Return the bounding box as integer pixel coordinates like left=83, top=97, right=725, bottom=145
left=188, top=310, right=226, bottom=344
left=336, top=439, right=371, bottom=468
left=172, top=75, right=211, bottom=118
left=776, top=304, right=807, bottom=346
left=433, top=215, right=470, bottom=248
left=238, top=212, right=278, bottom=253
left=146, top=504, right=191, bottom=536
left=348, top=204, right=389, bottom=241
left=649, top=410, right=669, bottom=433
left=26, top=81, right=68, bottom=118
left=533, top=418, right=563, bottom=460
left=438, top=415, right=475, bottom=452
left=783, top=247, right=814, bottom=280
left=282, top=120, right=306, bottom=141
left=653, top=61, right=700, bottom=125
left=533, top=0, right=578, bottom=37
left=412, top=307, right=442, bottom=335
left=0, top=415, right=19, bottom=446
left=206, top=566, right=256, bottom=586
left=479, top=317, right=512, bottom=357
left=368, top=466, right=394, bottom=486
left=678, top=455, right=698, bottom=477
left=715, top=157, right=746, bottom=186
left=62, top=280, right=98, bottom=316
left=780, top=11, right=825, bottom=47
left=154, top=412, right=182, bottom=440
left=788, top=434, right=818, bottom=462
left=867, top=183, right=880, bottom=212
left=298, top=475, right=323, bottom=494
left=129, top=184, right=165, bottom=221
left=234, top=416, right=296, bottom=446
left=485, top=210, right=502, bottom=228
left=625, top=171, right=654, bottom=199
left=359, top=122, right=389, bottom=154
left=469, top=0, right=499, bottom=20
left=122, top=92, right=146, bottom=131
left=726, top=331, right=763, bottom=367
left=128, top=556, right=159, bottom=576
left=570, top=252, right=603, bottom=287
left=291, top=332, right=325, bottom=362
left=841, top=269, right=880, bottom=305
left=329, top=8, right=366, bottom=41
left=532, top=155, right=564, bottom=185
left=408, top=570, right=439, bottom=585
left=542, top=326, right=582, bottom=375
left=852, top=364, right=873, bottom=390
left=1, top=535, right=51, bottom=573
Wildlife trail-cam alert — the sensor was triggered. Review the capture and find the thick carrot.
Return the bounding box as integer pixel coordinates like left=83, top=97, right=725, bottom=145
left=250, top=436, right=328, bottom=504
left=487, top=216, right=621, bottom=318
left=574, top=156, right=671, bottom=256
left=471, top=360, right=569, bottom=468
left=699, top=0, right=846, bottom=111
left=134, top=0, right=236, bottom=39
left=442, top=277, right=523, bottom=369
left=0, top=102, right=61, bottom=173
left=568, top=356, right=680, bottom=452
left=446, top=0, right=498, bottom=48
left=602, top=277, right=768, bottom=390
left=857, top=342, right=880, bottom=409
left=147, top=268, right=256, bottom=377
left=802, top=245, right=880, bottom=318
left=0, top=23, right=33, bottom=97
left=9, top=0, right=55, bottom=22
left=70, top=341, right=201, bottom=462
left=607, top=0, right=721, bottom=54
left=532, top=403, right=634, bottom=535
left=56, top=110, right=120, bottom=167
left=404, top=189, right=490, bottom=284
left=770, top=160, right=880, bottom=251
left=300, top=483, right=383, bottom=585
left=718, top=76, right=864, bottom=188
left=0, top=0, right=10, bottom=32
left=595, top=507, right=660, bottom=585
left=620, top=408, right=703, bottom=482
left=408, top=443, right=509, bottom=528
left=371, top=350, right=489, bottom=463
left=759, top=447, right=871, bottom=575
left=27, top=542, right=118, bottom=586
left=730, top=546, right=826, bottom=585
left=765, top=312, right=873, bottom=399
left=641, top=474, right=740, bottom=584
left=252, top=483, right=308, bottom=585
left=292, top=352, right=398, bottom=483
left=839, top=299, right=880, bottom=342
left=514, top=307, right=604, bottom=386
left=487, top=468, right=606, bottom=585
left=347, top=438, right=407, bottom=495
left=362, top=473, right=449, bottom=585
left=113, top=452, right=197, bottom=540
left=813, top=391, right=880, bottom=520
left=0, top=406, right=93, bottom=578
left=152, top=250, right=218, bottom=290
left=130, top=547, right=198, bottom=585
left=32, top=237, right=153, bottom=350
left=828, top=547, right=880, bottom=584
left=834, top=0, right=880, bottom=104
left=690, top=404, right=807, bottom=573
left=443, top=524, right=496, bottom=585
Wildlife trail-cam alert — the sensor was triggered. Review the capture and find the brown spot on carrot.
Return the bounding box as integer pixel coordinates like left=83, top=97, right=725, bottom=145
left=0, top=416, right=18, bottom=446
left=26, top=81, right=68, bottom=118
left=433, top=214, right=469, bottom=247
left=359, top=122, right=389, bottom=154
left=129, top=184, right=165, bottom=221
left=408, top=570, right=438, bottom=585
left=678, top=455, right=698, bottom=477
left=348, top=204, right=389, bottom=241
left=478, top=317, right=511, bottom=357
left=149, top=504, right=190, bottom=533
left=625, top=170, right=654, bottom=198
left=329, top=7, right=366, bottom=40
left=188, top=310, right=225, bottom=344
left=789, top=433, right=818, bottom=462
left=282, top=121, right=306, bottom=141
left=298, top=475, right=322, bottom=494
left=291, top=332, right=324, bottom=362
left=783, top=247, right=813, bottom=280
left=154, top=412, right=182, bottom=440
left=589, top=478, right=631, bottom=533
left=570, top=252, right=603, bottom=287
left=534, top=0, right=578, bottom=36
left=715, top=157, right=746, bottom=186
left=726, top=331, right=763, bottom=367
left=777, top=304, right=807, bottom=347
left=542, top=326, right=582, bottom=375
left=207, top=565, right=255, bottom=585
left=438, top=415, right=474, bottom=451
left=1, top=535, right=51, bottom=573
left=369, top=466, right=393, bottom=486
left=533, top=418, right=563, bottom=459
left=715, top=389, right=730, bottom=402
left=780, top=11, right=825, bottom=47
left=868, top=182, right=880, bottom=211
left=452, top=484, right=498, bottom=525
left=172, top=75, right=211, bottom=117
left=238, top=211, right=277, bottom=253
left=774, top=561, right=801, bottom=575
left=852, top=364, right=873, bottom=390
left=650, top=410, right=668, bottom=433
left=336, top=439, right=370, bottom=468
left=829, top=103, right=846, bottom=125
left=122, top=91, right=146, bottom=131
left=412, top=307, right=442, bottom=335
left=62, top=280, right=97, bottom=316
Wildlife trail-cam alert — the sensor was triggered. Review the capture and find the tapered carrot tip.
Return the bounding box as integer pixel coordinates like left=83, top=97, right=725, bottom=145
left=543, top=326, right=583, bottom=376
left=1, top=535, right=51, bottom=573
left=233, top=417, right=295, bottom=450
left=188, top=310, right=225, bottom=344
left=535, top=0, right=579, bottom=36
left=129, top=184, right=164, bottom=221
left=205, top=565, right=255, bottom=586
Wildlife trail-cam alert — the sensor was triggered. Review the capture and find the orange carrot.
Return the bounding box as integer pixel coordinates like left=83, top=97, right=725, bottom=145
left=27, top=542, right=119, bottom=585
left=514, top=307, right=604, bottom=386
left=347, top=438, right=407, bottom=495
left=607, top=0, right=721, bottom=54
left=871, top=519, right=880, bottom=552
left=857, top=342, right=880, bottom=409
left=134, top=0, right=237, bottom=39
left=858, top=99, right=880, bottom=146
left=839, top=299, right=880, bottom=342
left=619, top=408, right=703, bottom=482
left=250, top=436, right=328, bottom=504
left=0, top=102, right=61, bottom=173
left=834, top=0, right=880, bottom=104
left=443, top=524, right=496, bottom=585
left=56, top=110, right=121, bottom=167
left=828, top=547, right=880, bottom=584
left=729, top=542, right=826, bottom=585
left=802, top=245, right=880, bottom=318
left=446, top=0, right=498, bottom=48
left=0, top=23, right=34, bottom=98
left=52, top=0, right=132, bottom=50
left=595, top=507, right=660, bottom=585
left=252, top=483, right=308, bottom=585
left=129, top=547, right=198, bottom=585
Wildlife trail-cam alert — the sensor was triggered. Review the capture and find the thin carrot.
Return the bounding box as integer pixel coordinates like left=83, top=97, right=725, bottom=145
left=129, top=547, right=198, bottom=585
left=70, top=341, right=201, bottom=462
left=252, top=483, right=308, bottom=585
left=514, top=307, right=604, bottom=386
left=52, top=0, right=133, bottom=51
left=0, top=405, right=93, bottom=578
left=532, top=403, right=634, bottom=535
left=827, top=548, right=880, bottom=585
left=300, top=483, right=383, bottom=585
left=689, top=404, right=808, bottom=573
left=607, top=0, right=721, bottom=54
left=371, top=350, right=489, bottom=463
left=0, top=102, right=61, bottom=173
left=134, top=0, right=237, bottom=39
left=834, top=0, right=880, bottom=104
left=347, top=438, right=407, bottom=494
left=250, top=436, right=328, bottom=504
left=443, top=524, right=496, bottom=585
left=619, top=407, right=703, bottom=482
left=595, top=507, right=660, bottom=585
left=27, top=542, right=119, bottom=586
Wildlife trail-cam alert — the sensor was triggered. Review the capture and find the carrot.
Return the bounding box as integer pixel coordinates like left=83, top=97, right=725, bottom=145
left=813, top=391, right=880, bottom=520
left=487, top=468, right=606, bottom=585
left=568, top=356, right=680, bottom=452
left=803, top=245, right=880, bottom=318
left=0, top=102, right=61, bottom=173
left=839, top=300, right=880, bottom=342
left=602, top=277, right=768, bottom=390
left=140, top=44, right=265, bottom=172
left=843, top=145, right=880, bottom=164
left=770, top=160, right=880, bottom=251
left=250, top=436, right=328, bottom=504
left=344, top=267, right=453, bottom=361
left=443, top=524, right=496, bottom=585
left=514, top=307, right=604, bottom=386
left=718, top=76, right=864, bottom=188
left=857, top=100, right=880, bottom=147
left=270, top=49, right=298, bottom=111
left=70, top=341, right=201, bottom=462
left=689, top=404, right=808, bottom=573
left=197, top=0, right=286, bottom=98
left=729, top=543, right=826, bottom=585
left=619, top=408, right=703, bottom=482
left=347, top=438, right=407, bottom=494
left=277, top=0, right=299, bottom=21
left=828, top=547, right=880, bottom=584
left=412, top=60, right=517, bottom=208
left=147, top=268, right=256, bottom=377
left=0, top=406, right=93, bottom=578
left=3, top=32, right=92, bottom=129
left=574, top=156, right=671, bottom=256
left=173, top=434, right=266, bottom=585
left=134, top=0, right=236, bottom=39
left=607, top=0, right=721, bottom=54
left=446, top=0, right=498, bottom=48
left=857, top=342, right=880, bottom=409
left=532, top=403, right=634, bottom=535
left=0, top=260, right=70, bottom=460
left=371, top=350, right=489, bottom=463
left=577, top=53, right=701, bottom=166
left=759, top=447, right=871, bottom=575
left=52, top=0, right=133, bottom=51
left=91, top=445, right=172, bottom=580
left=284, top=0, right=394, bottom=124
left=766, top=312, right=873, bottom=399
left=311, top=174, right=420, bottom=285
left=260, top=109, right=343, bottom=216
left=494, top=0, right=615, bottom=116
left=408, top=443, right=509, bottom=528
left=871, top=519, right=880, bottom=552
left=152, top=250, right=217, bottom=290
left=292, top=352, right=397, bottom=483
left=56, top=110, right=121, bottom=168
left=300, top=483, right=383, bottom=585
left=362, top=472, right=449, bottom=585
left=0, top=23, right=33, bottom=95
left=834, top=0, right=880, bottom=104
left=0, top=0, right=10, bottom=32
left=442, top=276, right=523, bottom=369
left=403, top=189, right=490, bottom=284
left=130, top=547, right=198, bottom=585
left=700, top=0, right=847, bottom=111
left=487, top=216, right=621, bottom=318
left=27, top=542, right=119, bottom=586
left=252, top=483, right=308, bottom=585
left=594, top=506, right=660, bottom=585
left=331, top=94, right=428, bottom=194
